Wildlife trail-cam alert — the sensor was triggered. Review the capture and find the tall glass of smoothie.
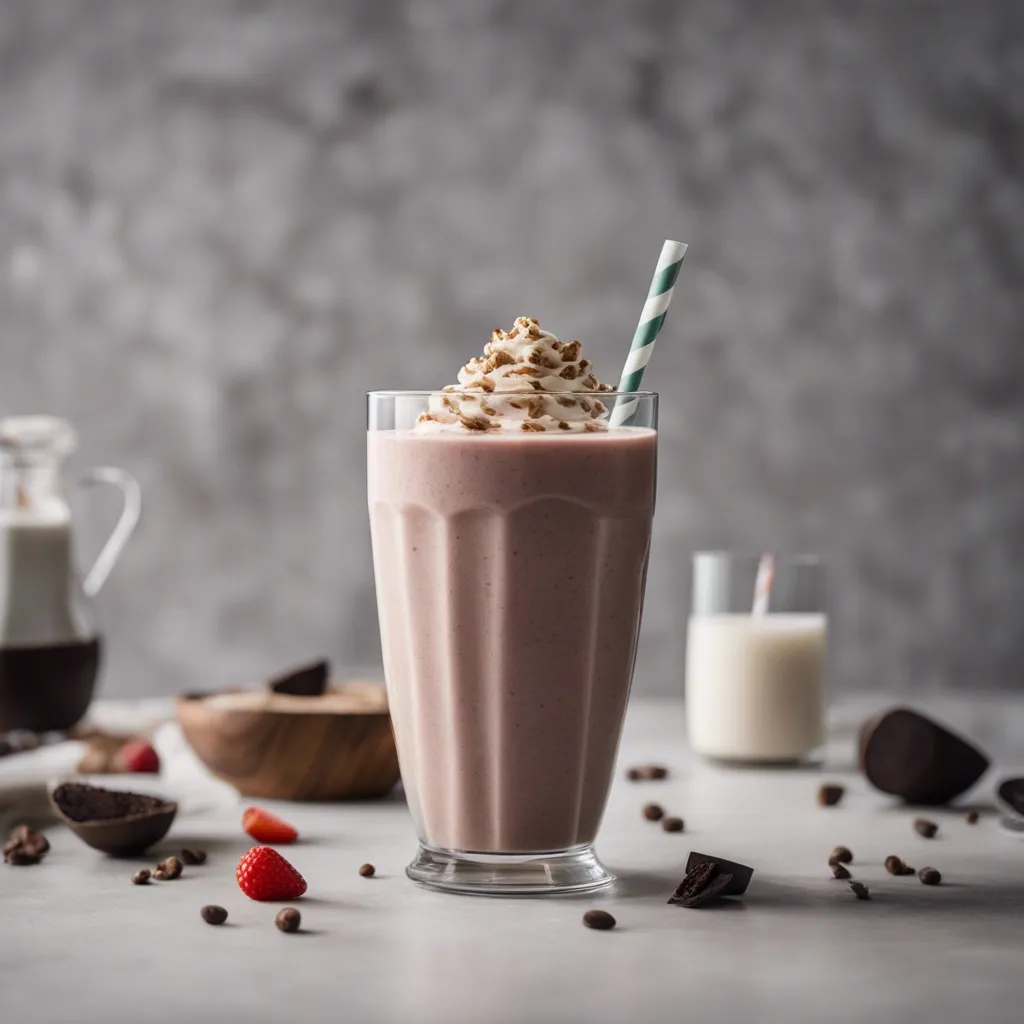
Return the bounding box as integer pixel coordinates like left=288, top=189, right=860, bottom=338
left=368, top=318, right=657, bottom=895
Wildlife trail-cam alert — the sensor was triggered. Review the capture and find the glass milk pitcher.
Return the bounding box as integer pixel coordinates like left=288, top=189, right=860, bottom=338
left=0, top=416, right=140, bottom=732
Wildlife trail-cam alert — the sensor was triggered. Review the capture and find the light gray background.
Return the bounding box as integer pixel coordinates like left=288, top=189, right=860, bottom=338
left=0, top=0, right=1021, bottom=699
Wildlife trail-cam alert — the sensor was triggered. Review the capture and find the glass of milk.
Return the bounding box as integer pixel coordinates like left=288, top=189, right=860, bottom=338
left=685, top=553, right=827, bottom=764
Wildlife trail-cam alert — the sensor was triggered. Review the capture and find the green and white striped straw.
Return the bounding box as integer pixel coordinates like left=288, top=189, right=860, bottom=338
left=609, top=239, right=687, bottom=426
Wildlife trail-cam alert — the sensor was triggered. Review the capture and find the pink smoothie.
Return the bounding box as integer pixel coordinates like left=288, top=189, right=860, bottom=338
left=368, top=428, right=656, bottom=853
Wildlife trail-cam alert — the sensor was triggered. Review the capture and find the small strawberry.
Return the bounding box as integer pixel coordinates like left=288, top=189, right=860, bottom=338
left=242, top=807, right=299, bottom=845
left=236, top=846, right=307, bottom=902
left=116, top=739, right=160, bottom=773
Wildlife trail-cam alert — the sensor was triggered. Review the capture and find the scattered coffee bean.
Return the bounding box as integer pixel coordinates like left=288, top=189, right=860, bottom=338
left=849, top=881, right=871, bottom=900
left=642, top=802, right=665, bottom=822
left=201, top=905, right=228, bottom=926
left=157, top=855, right=183, bottom=880
left=964, top=810, right=979, bottom=825
left=832, top=863, right=852, bottom=880
left=661, top=816, right=684, bottom=833
left=359, top=863, right=376, bottom=878
left=913, top=818, right=938, bottom=839
left=582, top=910, right=616, bottom=930
left=817, top=784, right=845, bottom=807
left=626, top=767, right=642, bottom=781
left=152, top=868, right=169, bottom=881
left=626, top=764, right=669, bottom=781
left=131, top=869, right=151, bottom=885
left=918, top=867, right=942, bottom=886
left=180, top=848, right=207, bottom=866
left=275, top=908, right=302, bottom=933
left=828, top=846, right=853, bottom=866
left=3, top=824, right=50, bottom=866
left=884, top=855, right=905, bottom=876
left=668, top=861, right=735, bottom=909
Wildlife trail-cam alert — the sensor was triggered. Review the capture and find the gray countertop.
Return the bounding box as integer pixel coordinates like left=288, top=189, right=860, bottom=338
left=2, top=696, right=1023, bottom=1024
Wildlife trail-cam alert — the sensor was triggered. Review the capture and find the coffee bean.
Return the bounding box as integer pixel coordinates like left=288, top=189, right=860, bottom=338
left=918, top=867, right=941, bottom=886
left=626, top=764, right=668, bottom=781
left=3, top=824, right=50, bottom=865
left=817, top=784, right=844, bottom=807
left=275, top=908, right=302, bottom=933
left=131, top=869, right=151, bottom=885
left=626, top=767, right=642, bottom=781
left=964, top=810, right=979, bottom=825
left=181, top=849, right=207, bottom=866
left=201, top=905, right=228, bottom=926
left=913, top=819, right=938, bottom=839
left=158, top=856, right=183, bottom=880
left=849, top=881, right=870, bottom=900
left=884, top=855, right=905, bottom=876
left=582, top=910, right=616, bottom=930
left=642, top=802, right=664, bottom=822
left=828, top=846, right=853, bottom=866
left=832, top=863, right=852, bottom=880
left=648, top=765, right=669, bottom=780
left=359, top=863, right=375, bottom=878
left=152, top=868, right=169, bottom=881
left=661, top=816, right=684, bottom=833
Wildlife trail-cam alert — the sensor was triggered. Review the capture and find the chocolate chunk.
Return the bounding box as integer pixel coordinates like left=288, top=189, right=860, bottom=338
left=918, top=867, right=942, bottom=886
left=832, top=863, right=852, bottom=880
left=884, top=855, right=915, bottom=876
left=685, top=851, right=755, bottom=896
left=582, top=910, right=616, bottom=930
left=661, top=816, right=684, bottom=833
left=359, top=863, right=375, bottom=878
left=964, top=810, right=979, bottom=825
left=131, top=869, right=151, bottom=885
left=201, top=905, right=228, bottom=926
left=828, top=846, right=853, bottom=866
left=860, top=708, right=989, bottom=805
left=642, top=802, right=664, bottom=822
left=817, top=783, right=845, bottom=807
left=668, top=861, right=735, bottom=909
left=268, top=659, right=329, bottom=697
left=849, top=881, right=871, bottom=900
left=996, top=777, right=1024, bottom=818
left=275, top=908, right=302, bottom=933
left=180, top=848, right=207, bottom=865
left=913, top=818, right=938, bottom=839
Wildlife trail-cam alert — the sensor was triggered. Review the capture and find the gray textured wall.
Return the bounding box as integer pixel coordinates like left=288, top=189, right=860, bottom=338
left=0, top=0, right=1022, bottom=699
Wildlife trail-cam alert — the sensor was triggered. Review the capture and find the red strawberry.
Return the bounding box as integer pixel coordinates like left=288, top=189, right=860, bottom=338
left=242, top=807, right=299, bottom=845
left=236, top=846, right=307, bottom=901
left=117, top=739, right=160, bottom=773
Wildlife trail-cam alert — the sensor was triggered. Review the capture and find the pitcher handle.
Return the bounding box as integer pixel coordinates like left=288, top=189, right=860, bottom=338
left=79, top=466, right=142, bottom=598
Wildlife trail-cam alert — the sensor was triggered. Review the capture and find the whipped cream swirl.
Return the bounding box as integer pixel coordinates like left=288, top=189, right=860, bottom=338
left=417, top=317, right=614, bottom=433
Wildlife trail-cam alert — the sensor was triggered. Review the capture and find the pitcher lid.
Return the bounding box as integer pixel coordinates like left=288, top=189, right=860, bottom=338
left=0, top=416, right=77, bottom=459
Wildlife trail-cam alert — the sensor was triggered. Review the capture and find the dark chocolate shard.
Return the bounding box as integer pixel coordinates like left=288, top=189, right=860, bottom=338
left=685, top=851, right=755, bottom=896
left=996, top=777, right=1024, bottom=819
left=668, top=861, right=735, bottom=909
left=859, top=707, right=989, bottom=805
left=268, top=659, right=329, bottom=697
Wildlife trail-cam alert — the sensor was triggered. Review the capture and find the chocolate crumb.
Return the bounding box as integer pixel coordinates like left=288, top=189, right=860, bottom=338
left=152, top=868, right=169, bottom=881
left=884, top=855, right=914, bottom=876
left=849, top=881, right=871, bottom=900
left=131, top=869, right=151, bottom=885
left=642, top=803, right=664, bottom=822
left=582, top=910, right=616, bottom=930
left=51, top=782, right=170, bottom=823
left=158, top=856, right=182, bottom=880
left=918, top=867, right=942, bottom=886
left=201, top=905, right=228, bottom=926
left=3, top=824, right=50, bottom=865
left=964, top=810, right=979, bottom=825
left=276, top=908, right=302, bottom=933
left=817, top=784, right=845, bottom=807
left=828, top=846, right=853, bottom=866
left=359, top=863, right=375, bottom=878
left=661, top=816, right=684, bottom=833
left=913, top=818, right=938, bottom=839
left=832, top=863, right=852, bottom=880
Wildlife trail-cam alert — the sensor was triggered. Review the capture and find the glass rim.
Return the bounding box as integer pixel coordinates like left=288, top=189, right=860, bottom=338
left=367, top=389, right=658, bottom=399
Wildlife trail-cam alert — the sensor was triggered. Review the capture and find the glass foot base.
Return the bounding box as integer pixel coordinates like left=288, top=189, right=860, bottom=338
left=406, top=843, right=615, bottom=897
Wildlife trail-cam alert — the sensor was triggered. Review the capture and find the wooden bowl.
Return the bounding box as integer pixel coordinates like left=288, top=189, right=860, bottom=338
left=49, top=782, right=178, bottom=857
left=176, top=682, right=400, bottom=801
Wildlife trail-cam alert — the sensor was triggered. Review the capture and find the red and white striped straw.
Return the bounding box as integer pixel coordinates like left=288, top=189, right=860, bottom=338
left=752, top=554, right=775, bottom=616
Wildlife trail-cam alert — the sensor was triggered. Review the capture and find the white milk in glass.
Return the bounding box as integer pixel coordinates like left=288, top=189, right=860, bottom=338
left=686, top=613, right=827, bottom=762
